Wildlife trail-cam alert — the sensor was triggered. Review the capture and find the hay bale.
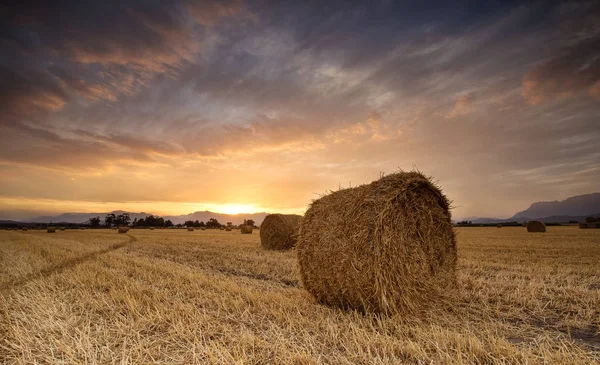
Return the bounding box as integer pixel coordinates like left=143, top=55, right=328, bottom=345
left=187, top=227, right=194, bottom=231
left=118, top=227, right=129, bottom=233
left=47, top=228, right=56, bottom=233
left=225, top=227, right=232, bottom=231
left=296, top=171, right=457, bottom=315
left=526, top=220, right=546, bottom=232
left=260, top=214, right=302, bottom=250
left=496, top=224, right=502, bottom=228
left=201, top=227, right=206, bottom=231
left=241, top=225, right=253, bottom=234
left=149, top=227, right=155, bottom=230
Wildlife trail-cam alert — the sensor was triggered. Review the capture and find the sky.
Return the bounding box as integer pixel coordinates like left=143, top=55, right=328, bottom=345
left=1, top=0, right=599, bottom=221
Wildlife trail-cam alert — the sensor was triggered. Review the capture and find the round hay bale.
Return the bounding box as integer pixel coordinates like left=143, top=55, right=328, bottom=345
left=526, top=220, right=546, bottom=232
left=496, top=224, right=502, bottom=228
left=260, top=214, right=302, bottom=250
left=149, top=227, right=155, bottom=230
left=225, top=227, right=232, bottom=231
left=241, top=225, right=253, bottom=234
left=118, top=227, right=129, bottom=233
left=187, top=227, right=194, bottom=231
left=47, top=228, right=56, bottom=233
left=297, top=171, right=457, bottom=315
left=200, top=227, right=206, bottom=231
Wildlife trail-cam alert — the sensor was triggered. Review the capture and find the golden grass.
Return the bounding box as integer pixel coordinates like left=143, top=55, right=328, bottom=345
left=0, top=227, right=598, bottom=364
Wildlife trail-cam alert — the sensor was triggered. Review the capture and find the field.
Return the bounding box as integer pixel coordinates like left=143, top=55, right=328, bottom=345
left=1, top=227, right=599, bottom=364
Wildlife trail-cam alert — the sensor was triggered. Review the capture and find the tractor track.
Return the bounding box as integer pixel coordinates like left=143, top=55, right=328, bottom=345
left=0, top=235, right=136, bottom=292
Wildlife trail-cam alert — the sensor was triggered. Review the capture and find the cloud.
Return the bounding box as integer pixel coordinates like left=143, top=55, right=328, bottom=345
left=446, top=94, right=476, bottom=118
left=521, top=2, right=600, bottom=104
left=0, top=67, right=68, bottom=121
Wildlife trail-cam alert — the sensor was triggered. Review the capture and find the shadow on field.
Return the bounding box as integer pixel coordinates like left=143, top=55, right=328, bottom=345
left=0, top=235, right=135, bottom=292
left=214, top=267, right=300, bottom=288
left=507, top=316, right=600, bottom=353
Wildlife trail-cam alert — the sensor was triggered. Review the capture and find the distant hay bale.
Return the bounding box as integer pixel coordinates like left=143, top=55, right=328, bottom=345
left=225, top=227, right=232, bottom=231
left=47, top=228, right=56, bottom=233
left=118, top=227, right=129, bottom=233
left=297, top=171, right=457, bottom=315
left=201, top=227, right=206, bottom=231
left=526, top=220, right=546, bottom=232
left=59, top=227, right=65, bottom=231
left=150, top=227, right=155, bottom=230
left=496, top=224, right=502, bottom=228
left=241, top=225, right=253, bottom=234
left=187, top=227, right=194, bottom=231
left=22, top=228, right=28, bottom=231
left=260, top=214, right=302, bottom=250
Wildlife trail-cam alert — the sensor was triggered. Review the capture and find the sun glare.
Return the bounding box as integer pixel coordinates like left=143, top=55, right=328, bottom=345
left=218, top=204, right=257, bottom=215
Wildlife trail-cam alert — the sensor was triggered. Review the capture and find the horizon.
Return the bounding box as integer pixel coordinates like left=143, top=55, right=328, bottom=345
left=1, top=1, right=599, bottom=221
left=4, top=189, right=600, bottom=223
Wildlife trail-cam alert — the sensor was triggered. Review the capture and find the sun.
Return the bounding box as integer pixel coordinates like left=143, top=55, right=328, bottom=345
left=218, top=204, right=256, bottom=215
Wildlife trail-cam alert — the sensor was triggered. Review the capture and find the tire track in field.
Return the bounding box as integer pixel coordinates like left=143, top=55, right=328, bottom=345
left=0, top=235, right=136, bottom=292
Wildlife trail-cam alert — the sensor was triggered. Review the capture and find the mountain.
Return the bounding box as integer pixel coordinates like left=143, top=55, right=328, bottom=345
left=511, top=193, right=600, bottom=220
left=28, top=210, right=152, bottom=224
left=469, top=213, right=600, bottom=224
left=27, top=210, right=269, bottom=225
left=163, top=211, right=268, bottom=225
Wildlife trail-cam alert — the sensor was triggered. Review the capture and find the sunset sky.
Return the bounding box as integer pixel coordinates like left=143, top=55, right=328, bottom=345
left=1, top=1, right=599, bottom=221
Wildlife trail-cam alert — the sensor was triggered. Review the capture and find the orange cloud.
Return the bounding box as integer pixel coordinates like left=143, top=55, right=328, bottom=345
left=446, top=94, right=475, bottom=118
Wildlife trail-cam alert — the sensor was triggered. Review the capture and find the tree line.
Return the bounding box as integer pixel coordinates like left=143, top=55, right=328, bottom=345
left=88, top=214, right=256, bottom=229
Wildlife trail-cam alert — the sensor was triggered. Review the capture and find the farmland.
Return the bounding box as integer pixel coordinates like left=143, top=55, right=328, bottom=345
left=0, top=227, right=599, bottom=364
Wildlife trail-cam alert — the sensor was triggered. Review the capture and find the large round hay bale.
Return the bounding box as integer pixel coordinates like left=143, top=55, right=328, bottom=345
left=47, top=228, right=56, bottom=233
left=260, top=214, right=302, bottom=250
left=187, top=227, right=194, bottom=231
left=225, top=227, right=232, bottom=231
left=241, top=225, right=253, bottom=234
left=526, top=220, right=546, bottom=232
left=118, top=227, right=129, bottom=233
left=297, top=171, right=457, bottom=315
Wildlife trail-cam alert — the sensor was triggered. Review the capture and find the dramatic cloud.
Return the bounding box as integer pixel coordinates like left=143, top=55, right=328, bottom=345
left=0, top=1, right=599, bottom=220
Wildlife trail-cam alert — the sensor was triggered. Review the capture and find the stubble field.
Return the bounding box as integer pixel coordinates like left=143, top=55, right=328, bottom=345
left=0, top=227, right=599, bottom=364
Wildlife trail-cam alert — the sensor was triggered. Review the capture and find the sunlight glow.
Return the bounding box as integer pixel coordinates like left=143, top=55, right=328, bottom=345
left=216, top=204, right=258, bottom=215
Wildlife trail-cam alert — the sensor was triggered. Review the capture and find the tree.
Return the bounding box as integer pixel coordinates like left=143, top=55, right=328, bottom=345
left=206, top=218, right=220, bottom=229
left=115, top=213, right=131, bottom=227
left=105, top=213, right=116, bottom=227
left=89, top=216, right=101, bottom=228
left=243, top=219, right=255, bottom=227
left=165, top=220, right=173, bottom=227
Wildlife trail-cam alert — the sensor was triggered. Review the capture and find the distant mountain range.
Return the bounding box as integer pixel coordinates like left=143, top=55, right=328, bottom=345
left=462, top=192, right=600, bottom=223
left=8, top=192, right=600, bottom=225
left=26, top=210, right=269, bottom=225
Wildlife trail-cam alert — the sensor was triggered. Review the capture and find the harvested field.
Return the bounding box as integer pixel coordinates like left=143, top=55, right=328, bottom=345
left=0, top=227, right=599, bottom=364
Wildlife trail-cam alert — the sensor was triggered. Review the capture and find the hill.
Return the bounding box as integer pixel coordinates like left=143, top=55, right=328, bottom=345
left=511, top=192, right=600, bottom=220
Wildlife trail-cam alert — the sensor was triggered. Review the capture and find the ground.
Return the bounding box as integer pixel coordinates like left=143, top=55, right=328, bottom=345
left=0, top=227, right=598, bottom=364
